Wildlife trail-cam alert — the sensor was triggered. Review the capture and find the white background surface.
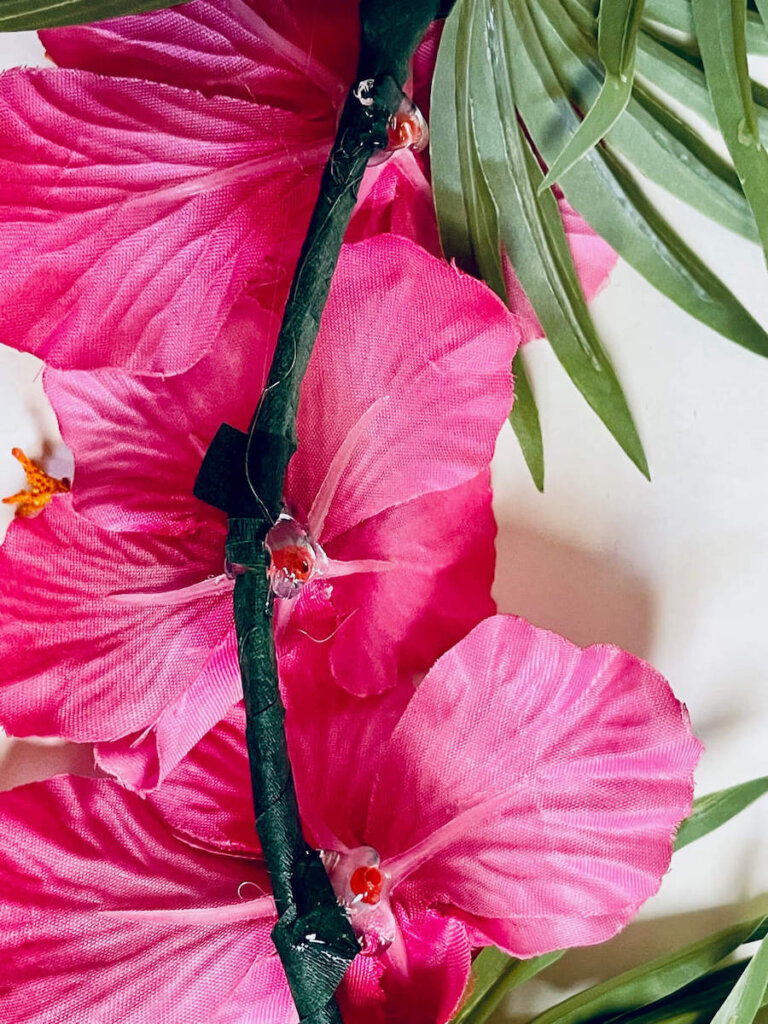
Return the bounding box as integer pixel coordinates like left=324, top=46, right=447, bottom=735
left=0, top=28, right=766, bottom=1019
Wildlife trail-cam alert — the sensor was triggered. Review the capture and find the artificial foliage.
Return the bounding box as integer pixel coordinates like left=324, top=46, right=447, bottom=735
left=431, top=0, right=768, bottom=486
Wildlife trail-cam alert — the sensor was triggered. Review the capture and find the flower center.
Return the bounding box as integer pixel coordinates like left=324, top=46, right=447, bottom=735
left=264, top=513, right=325, bottom=599
left=349, top=864, right=383, bottom=906
left=321, top=846, right=396, bottom=955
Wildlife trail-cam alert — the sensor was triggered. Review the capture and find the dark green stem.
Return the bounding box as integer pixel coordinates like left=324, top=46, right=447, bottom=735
left=195, top=4, right=446, bottom=1022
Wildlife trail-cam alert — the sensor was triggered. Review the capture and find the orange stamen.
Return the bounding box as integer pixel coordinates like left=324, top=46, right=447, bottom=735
left=2, top=448, right=70, bottom=518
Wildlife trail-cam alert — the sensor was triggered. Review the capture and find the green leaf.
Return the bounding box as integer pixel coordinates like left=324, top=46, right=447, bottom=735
left=574, top=0, right=768, bottom=56
left=756, top=0, right=768, bottom=40
left=431, top=6, right=476, bottom=269
left=510, top=350, right=545, bottom=491
left=644, top=0, right=768, bottom=55
left=675, top=776, right=768, bottom=851
left=506, top=0, right=768, bottom=357
left=710, top=934, right=768, bottom=1024
left=539, top=0, right=646, bottom=190
left=691, top=0, right=768, bottom=265
left=452, top=949, right=563, bottom=1024
left=609, top=962, right=751, bottom=1024
left=634, top=31, right=768, bottom=142
left=532, top=0, right=758, bottom=240
left=0, top=0, right=190, bottom=30
left=465, top=0, right=649, bottom=477
left=524, top=916, right=768, bottom=1024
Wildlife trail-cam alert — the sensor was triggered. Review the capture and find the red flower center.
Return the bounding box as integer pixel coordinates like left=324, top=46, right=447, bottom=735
left=270, top=544, right=314, bottom=581
left=387, top=112, right=424, bottom=151
left=349, top=865, right=383, bottom=906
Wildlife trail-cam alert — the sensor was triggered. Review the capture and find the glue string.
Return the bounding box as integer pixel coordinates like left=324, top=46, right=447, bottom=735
left=295, top=608, right=358, bottom=644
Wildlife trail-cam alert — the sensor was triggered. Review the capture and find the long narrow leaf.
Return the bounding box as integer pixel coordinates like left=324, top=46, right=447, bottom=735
left=710, top=934, right=768, bottom=1024
left=540, top=0, right=646, bottom=189
left=524, top=916, right=768, bottom=1024
left=568, top=0, right=768, bottom=137
left=452, top=948, right=563, bottom=1024
left=574, top=0, right=768, bottom=55
left=0, top=0, right=189, bottom=30
left=468, top=0, right=649, bottom=476
left=691, top=0, right=768, bottom=264
left=675, top=776, right=768, bottom=851
left=533, top=0, right=758, bottom=240
left=507, top=0, right=768, bottom=356
left=609, top=962, right=752, bottom=1024
left=636, top=31, right=768, bottom=142
left=510, top=350, right=545, bottom=491
left=646, top=0, right=768, bottom=55
left=756, top=0, right=768, bottom=39
left=432, top=7, right=476, bottom=269
left=437, top=2, right=545, bottom=484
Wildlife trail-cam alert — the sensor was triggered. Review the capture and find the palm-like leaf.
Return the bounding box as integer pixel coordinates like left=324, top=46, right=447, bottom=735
left=0, top=0, right=191, bottom=30
left=431, top=0, right=768, bottom=486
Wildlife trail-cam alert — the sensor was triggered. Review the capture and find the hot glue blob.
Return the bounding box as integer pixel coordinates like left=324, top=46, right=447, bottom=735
left=321, top=846, right=396, bottom=955
left=386, top=96, right=428, bottom=154
left=264, top=513, right=325, bottom=600
left=368, top=94, right=429, bottom=166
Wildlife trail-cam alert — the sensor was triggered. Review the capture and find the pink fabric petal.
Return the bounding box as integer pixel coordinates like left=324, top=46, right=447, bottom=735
left=0, top=67, right=329, bottom=374
left=44, top=294, right=277, bottom=536
left=95, top=629, right=242, bottom=792
left=286, top=235, right=517, bottom=544
left=148, top=664, right=411, bottom=858
left=375, top=907, right=471, bottom=1024
left=0, top=775, right=291, bottom=1024
left=365, top=616, right=702, bottom=956
left=348, top=152, right=441, bottom=255
left=0, top=496, right=231, bottom=742
left=337, top=955, right=386, bottom=1024
left=146, top=704, right=262, bottom=856
left=281, top=473, right=497, bottom=696
left=41, top=0, right=356, bottom=108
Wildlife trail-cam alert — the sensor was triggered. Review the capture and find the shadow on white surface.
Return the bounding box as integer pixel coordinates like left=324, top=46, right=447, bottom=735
left=0, top=737, right=97, bottom=791
left=493, top=520, right=655, bottom=660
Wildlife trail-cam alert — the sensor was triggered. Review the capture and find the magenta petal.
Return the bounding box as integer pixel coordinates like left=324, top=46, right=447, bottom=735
left=43, top=294, right=277, bottom=535
left=376, top=908, right=472, bottom=1024
left=95, top=628, right=242, bottom=792
left=41, top=0, right=356, bottom=107
left=337, top=955, right=386, bottom=1024
left=287, top=235, right=517, bottom=543
left=0, top=497, right=231, bottom=742
left=281, top=473, right=497, bottom=696
left=366, top=616, right=702, bottom=956
left=0, top=776, right=292, bottom=1023
left=348, top=153, right=441, bottom=255
left=0, top=67, right=328, bottom=374
left=148, top=673, right=412, bottom=858
left=146, top=705, right=262, bottom=857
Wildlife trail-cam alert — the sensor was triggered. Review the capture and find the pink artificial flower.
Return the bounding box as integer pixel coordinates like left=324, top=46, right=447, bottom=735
left=0, top=617, right=701, bottom=1023
left=0, top=235, right=517, bottom=792
left=0, top=775, right=297, bottom=1024
left=0, top=0, right=357, bottom=375
left=0, top=0, right=614, bottom=374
